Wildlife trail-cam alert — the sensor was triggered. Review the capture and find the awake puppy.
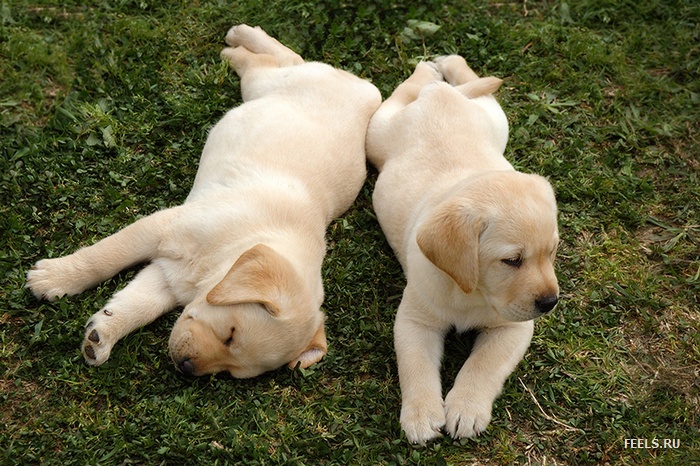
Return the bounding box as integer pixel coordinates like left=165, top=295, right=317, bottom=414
left=26, top=25, right=381, bottom=378
left=366, top=56, right=559, bottom=444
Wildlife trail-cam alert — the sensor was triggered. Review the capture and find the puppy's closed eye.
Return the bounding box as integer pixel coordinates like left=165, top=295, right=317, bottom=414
left=224, top=327, right=236, bottom=346
left=501, top=256, right=523, bottom=268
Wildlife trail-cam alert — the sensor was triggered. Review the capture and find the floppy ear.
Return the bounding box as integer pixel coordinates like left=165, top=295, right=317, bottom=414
left=287, top=320, right=327, bottom=370
left=206, top=244, right=302, bottom=315
left=416, top=200, right=483, bottom=294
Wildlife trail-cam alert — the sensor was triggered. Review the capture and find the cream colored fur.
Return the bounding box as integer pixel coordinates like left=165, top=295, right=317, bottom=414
left=366, top=56, right=559, bottom=444
left=26, top=24, right=381, bottom=378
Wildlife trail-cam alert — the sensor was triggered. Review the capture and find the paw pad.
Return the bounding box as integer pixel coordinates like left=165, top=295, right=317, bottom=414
left=84, top=344, right=96, bottom=360
left=88, top=329, right=100, bottom=343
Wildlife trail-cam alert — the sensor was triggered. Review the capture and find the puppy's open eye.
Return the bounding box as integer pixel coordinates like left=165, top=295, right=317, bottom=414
left=224, top=327, right=235, bottom=346
left=501, top=256, right=523, bottom=268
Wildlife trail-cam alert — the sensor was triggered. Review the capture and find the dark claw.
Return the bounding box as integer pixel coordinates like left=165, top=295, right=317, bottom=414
left=88, top=329, right=100, bottom=343
left=84, top=345, right=96, bottom=359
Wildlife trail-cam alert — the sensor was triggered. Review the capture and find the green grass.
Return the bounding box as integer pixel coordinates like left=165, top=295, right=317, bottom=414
left=2, top=0, right=698, bottom=464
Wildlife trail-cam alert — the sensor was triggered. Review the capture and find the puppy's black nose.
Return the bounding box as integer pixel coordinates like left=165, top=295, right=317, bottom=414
left=535, top=295, right=559, bottom=314
left=178, top=358, right=195, bottom=376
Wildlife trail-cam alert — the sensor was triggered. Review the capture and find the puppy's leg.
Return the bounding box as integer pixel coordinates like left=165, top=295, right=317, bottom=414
left=394, top=291, right=447, bottom=445
left=375, top=62, right=442, bottom=120
left=432, top=54, right=508, bottom=150
left=443, top=321, right=534, bottom=439
left=366, top=62, right=442, bottom=169
left=433, top=55, right=503, bottom=99
left=433, top=55, right=479, bottom=86
left=224, top=24, right=303, bottom=67
left=221, top=46, right=279, bottom=78
left=82, top=263, right=177, bottom=365
left=26, top=207, right=181, bottom=301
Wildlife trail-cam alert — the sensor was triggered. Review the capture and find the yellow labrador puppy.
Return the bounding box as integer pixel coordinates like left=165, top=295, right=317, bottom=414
left=366, top=56, right=559, bottom=444
left=26, top=25, right=381, bottom=378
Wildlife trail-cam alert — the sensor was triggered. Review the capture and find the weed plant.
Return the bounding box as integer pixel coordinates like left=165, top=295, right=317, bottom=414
left=1, top=1, right=698, bottom=464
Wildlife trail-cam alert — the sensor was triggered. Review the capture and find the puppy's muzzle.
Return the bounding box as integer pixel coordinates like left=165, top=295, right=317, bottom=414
left=535, top=295, right=559, bottom=314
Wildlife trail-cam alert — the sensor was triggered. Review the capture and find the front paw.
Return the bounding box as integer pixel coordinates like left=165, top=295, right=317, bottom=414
left=400, top=396, right=446, bottom=445
left=81, top=310, right=117, bottom=366
left=443, top=389, right=493, bottom=439
left=26, top=257, right=86, bottom=301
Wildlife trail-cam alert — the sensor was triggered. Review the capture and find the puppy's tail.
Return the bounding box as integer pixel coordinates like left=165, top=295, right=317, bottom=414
left=455, top=76, right=503, bottom=99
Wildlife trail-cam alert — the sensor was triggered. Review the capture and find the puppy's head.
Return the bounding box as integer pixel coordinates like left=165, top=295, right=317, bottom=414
left=417, top=171, right=559, bottom=321
left=168, top=244, right=326, bottom=378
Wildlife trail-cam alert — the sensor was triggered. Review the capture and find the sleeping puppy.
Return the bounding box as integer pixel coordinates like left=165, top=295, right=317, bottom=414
left=26, top=24, right=381, bottom=378
left=366, top=56, right=559, bottom=444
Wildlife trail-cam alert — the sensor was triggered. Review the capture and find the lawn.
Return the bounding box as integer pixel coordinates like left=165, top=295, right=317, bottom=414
left=1, top=0, right=698, bottom=464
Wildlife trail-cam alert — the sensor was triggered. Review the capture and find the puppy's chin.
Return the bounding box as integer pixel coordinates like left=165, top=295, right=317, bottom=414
left=497, top=306, right=546, bottom=322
